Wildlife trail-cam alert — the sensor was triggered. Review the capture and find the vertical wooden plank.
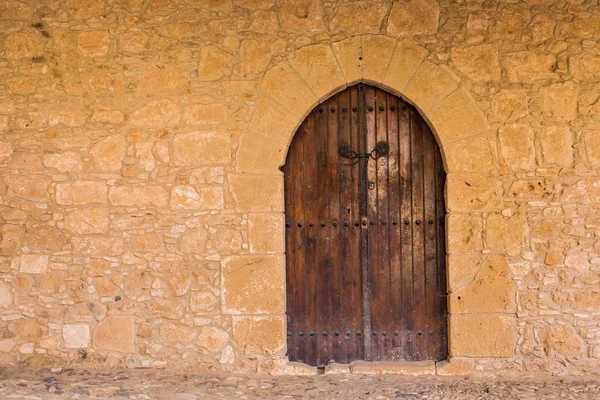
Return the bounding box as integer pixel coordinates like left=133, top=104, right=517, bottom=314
left=284, top=137, right=296, bottom=362
left=435, top=142, right=449, bottom=361
left=422, top=121, right=438, bottom=359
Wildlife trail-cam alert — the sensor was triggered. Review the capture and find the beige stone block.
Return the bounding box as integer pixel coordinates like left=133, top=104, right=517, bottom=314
left=43, top=151, right=83, bottom=173
left=8, top=153, right=42, bottom=170
left=66, top=0, right=104, bottom=19
left=229, top=174, right=283, bottom=212
left=221, top=255, right=284, bottom=314
left=210, top=227, right=244, bottom=254
left=350, top=360, right=436, bottom=376
left=447, top=214, right=482, bottom=253
left=279, top=0, right=324, bottom=32
left=0, top=283, right=13, bottom=308
left=572, top=290, right=600, bottom=311
left=198, top=326, right=229, bottom=352
left=382, top=39, right=428, bottom=94
left=542, top=326, right=584, bottom=356
left=0, top=175, right=51, bottom=202
left=444, top=132, right=495, bottom=173
left=451, top=44, right=501, bottom=81
left=93, top=316, right=135, bottom=353
left=236, top=134, right=287, bottom=174
left=287, top=43, right=346, bottom=101
left=446, top=174, right=502, bottom=212
left=331, top=37, right=362, bottom=84
left=239, top=39, right=284, bottom=76
left=159, top=322, right=197, bottom=342
left=329, top=1, right=388, bottom=34
left=167, top=272, right=192, bottom=297
left=71, top=237, right=124, bottom=256
left=387, top=0, right=439, bottom=35
left=92, top=108, right=124, bottom=124
left=258, top=359, right=319, bottom=375
left=362, top=35, right=397, bottom=84
left=562, top=177, right=600, bottom=203
left=65, top=207, right=109, bottom=234
left=540, top=82, right=579, bottom=122
left=109, top=186, right=169, bottom=207
left=428, top=89, right=489, bottom=144
left=449, top=315, right=515, bottom=357
left=129, top=99, right=180, bottom=127
left=569, top=53, right=600, bottom=81
left=130, top=234, right=164, bottom=252
left=539, top=126, right=573, bottom=166
left=485, top=213, right=527, bottom=250
left=137, top=65, right=186, bottom=91
left=403, top=62, right=460, bottom=112
left=198, top=46, right=234, bottom=81
left=77, top=31, right=110, bottom=56
left=565, top=16, right=600, bottom=38
left=48, top=107, right=87, bottom=127
left=89, top=71, right=125, bottom=92
left=173, top=131, right=230, bottom=165
left=0, top=1, right=34, bottom=19
left=248, top=213, right=285, bottom=254
left=447, top=253, right=483, bottom=292
left=435, top=358, right=474, bottom=376
left=502, top=51, right=557, bottom=82
left=583, top=130, right=600, bottom=166
left=184, top=104, right=228, bottom=126
left=63, top=324, right=90, bottom=349
left=19, top=255, right=48, bottom=274
left=498, top=124, right=535, bottom=171
left=4, top=31, right=44, bottom=59
left=324, top=363, right=351, bottom=374
left=170, top=185, right=224, bottom=210
left=259, top=62, right=318, bottom=118
left=56, top=181, right=107, bottom=205
left=232, top=315, right=285, bottom=356
left=90, top=135, right=127, bottom=171
left=248, top=96, right=296, bottom=140
left=180, top=230, right=208, bottom=254
left=449, top=254, right=515, bottom=313
left=530, top=14, right=555, bottom=43
left=190, top=290, right=218, bottom=312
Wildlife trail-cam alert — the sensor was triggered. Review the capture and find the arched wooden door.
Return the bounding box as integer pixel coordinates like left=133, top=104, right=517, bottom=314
left=283, top=83, right=447, bottom=366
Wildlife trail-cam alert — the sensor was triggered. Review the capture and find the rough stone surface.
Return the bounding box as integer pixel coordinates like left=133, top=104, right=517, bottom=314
left=93, top=316, right=135, bottom=353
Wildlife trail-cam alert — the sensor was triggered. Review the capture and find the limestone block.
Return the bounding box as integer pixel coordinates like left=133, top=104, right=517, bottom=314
left=0, top=283, right=12, bottom=308
left=449, top=315, right=515, bottom=357
left=329, top=1, right=388, bottom=34
left=540, top=82, right=579, bottom=122
left=92, top=108, right=124, bottom=124
left=387, top=0, right=439, bottom=35
left=287, top=44, right=346, bottom=100
left=229, top=174, right=283, bottom=212
left=90, top=135, right=127, bottom=171
left=382, top=39, right=428, bottom=93
left=19, top=255, right=48, bottom=274
left=362, top=35, right=399, bottom=84
left=259, top=62, right=318, bottom=117
left=428, top=89, right=489, bottom=144
left=65, top=207, right=110, bottom=234
left=62, top=324, right=90, bottom=349
left=180, top=230, right=208, bottom=254
left=444, top=132, right=495, bottom=173
left=451, top=44, right=501, bottom=81
left=9, top=153, right=42, bottom=170
left=569, top=53, right=600, bottom=81
left=331, top=37, right=362, bottom=84
left=173, top=132, right=231, bottom=165
left=129, top=99, right=180, bottom=127
left=279, top=0, right=324, bottom=32
left=93, top=316, right=135, bottom=353
left=167, top=272, right=192, bottom=297
left=447, top=253, right=483, bottom=292
left=48, top=107, right=87, bottom=126
left=0, top=175, right=50, bottom=202
left=529, top=14, right=555, bottom=43
left=71, top=237, right=124, bottom=256
left=239, top=39, right=284, bottom=76
left=583, top=130, right=600, bottom=166
left=435, top=358, right=475, bottom=376
left=562, top=177, right=600, bottom=203
left=542, top=326, right=584, bottom=356
left=403, top=62, right=460, bottom=112
left=0, top=1, right=34, bottom=19
left=572, top=291, right=600, bottom=311
left=65, top=0, right=104, bottom=19
left=449, top=254, right=515, bottom=313
left=43, top=151, right=83, bottom=173
left=0, top=142, right=13, bottom=159
left=184, top=104, right=228, bottom=126
left=170, top=185, right=224, bottom=210
left=485, top=213, right=527, bottom=250
left=539, top=126, right=573, bottom=166
left=446, top=174, right=502, bottom=212
left=77, top=31, right=110, bottom=56
left=190, top=291, right=218, bottom=313
left=447, top=214, right=482, bottom=253
left=88, top=71, right=125, bottom=92
left=248, top=96, right=296, bottom=140
left=498, top=124, right=535, bottom=171
left=137, top=65, right=186, bottom=91
left=210, top=227, right=244, bottom=253
left=350, top=360, right=435, bottom=376
left=109, top=186, right=169, bottom=207
left=564, top=254, right=589, bottom=273
left=564, top=16, right=600, bottom=38
left=159, top=323, right=197, bottom=342
left=503, top=51, right=557, bottom=82
left=198, top=46, right=234, bottom=81
left=130, top=234, right=164, bottom=252
left=236, top=134, right=287, bottom=174
left=198, top=326, right=229, bottom=352
left=248, top=213, right=285, bottom=254
left=232, top=315, right=285, bottom=356
left=4, top=31, right=44, bottom=59
left=56, top=181, right=108, bottom=205
left=221, top=255, right=284, bottom=314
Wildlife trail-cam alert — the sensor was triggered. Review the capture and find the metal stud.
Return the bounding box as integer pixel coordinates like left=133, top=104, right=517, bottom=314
left=299, top=332, right=304, bottom=337
left=404, top=220, right=409, bottom=225
left=322, top=331, right=328, bottom=337
left=382, top=332, right=387, bottom=337
left=352, top=107, right=357, bottom=112
left=356, top=332, right=362, bottom=337
left=309, top=222, right=314, bottom=227
left=368, top=106, right=374, bottom=112
left=321, top=222, right=326, bottom=227
left=287, top=332, right=292, bottom=337
left=379, top=106, right=384, bottom=111
left=286, top=223, right=291, bottom=228
left=333, top=221, right=338, bottom=227
left=381, top=220, right=386, bottom=225
left=392, top=220, right=398, bottom=225
left=354, top=221, right=360, bottom=227
left=394, top=331, right=399, bottom=336
left=344, top=221, right=350, bottom=227
left=319, top=109, right=323, bottom=113
left=428, top=220, right=433, bottom=225
left=297, top=222, right=303, bottom=227
left=342, top=108, right=347, bottom=113
left=402, top=106, right=407, bottom=111
left=390, top=106, right=396, bottom=111
left=334, top=331, right=340, bottom=337
left=417, top=331, right=423, bottom=336
left=429, top=331, right=435, bottom=337
left=372, top=331, right=377, bottom=336
left=362, top=220, right=367, bottom=226
left=370, top=220, right=375, bottom=225
left=346, top=332, right=351, bottom=337
left=330, top=108, right=335, bottom=113
left=310, top=332, right=315, bottom=337
left=416, top=220, right=421, bottom=225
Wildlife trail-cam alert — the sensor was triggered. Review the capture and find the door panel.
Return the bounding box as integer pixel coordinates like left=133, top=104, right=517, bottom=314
left=284, top=84, right=447, bottom=366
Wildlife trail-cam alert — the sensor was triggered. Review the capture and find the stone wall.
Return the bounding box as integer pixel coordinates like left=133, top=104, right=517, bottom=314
left=0, top=0, right=599, bottom=376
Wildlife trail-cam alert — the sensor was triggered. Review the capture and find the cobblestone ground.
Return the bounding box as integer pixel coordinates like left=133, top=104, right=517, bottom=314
left=0, top=368, right=599, bottom=400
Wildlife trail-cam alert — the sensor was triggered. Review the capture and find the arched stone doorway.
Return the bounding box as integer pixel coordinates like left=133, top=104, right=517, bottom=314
left=283, top=83, right=447, bottom=366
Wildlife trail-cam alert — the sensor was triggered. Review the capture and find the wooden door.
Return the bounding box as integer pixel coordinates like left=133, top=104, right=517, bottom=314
left=283, top=84, right=447, bottom=366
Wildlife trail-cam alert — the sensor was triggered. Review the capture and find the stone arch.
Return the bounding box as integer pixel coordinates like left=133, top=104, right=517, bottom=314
left=228, top=36, right=513, bottom=368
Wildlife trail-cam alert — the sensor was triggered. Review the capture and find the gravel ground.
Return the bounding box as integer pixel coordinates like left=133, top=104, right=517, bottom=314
left=0, top=367, right=599, bottom=400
